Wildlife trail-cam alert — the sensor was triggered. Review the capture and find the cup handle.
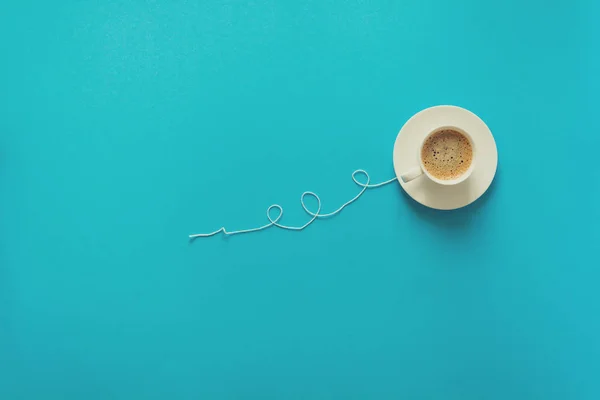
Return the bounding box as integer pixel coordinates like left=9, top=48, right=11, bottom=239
left=400, top=166, right=423, bottom=183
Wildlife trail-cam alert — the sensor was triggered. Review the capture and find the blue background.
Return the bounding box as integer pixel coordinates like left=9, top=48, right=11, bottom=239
left=1, top=1, right=599, bottom=399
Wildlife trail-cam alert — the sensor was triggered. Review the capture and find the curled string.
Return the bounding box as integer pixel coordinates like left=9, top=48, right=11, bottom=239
left=189, top=170, right=398, bottom=239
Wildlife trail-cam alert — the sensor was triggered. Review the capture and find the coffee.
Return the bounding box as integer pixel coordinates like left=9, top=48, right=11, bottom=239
left=421, top=129, right=473, bottom=180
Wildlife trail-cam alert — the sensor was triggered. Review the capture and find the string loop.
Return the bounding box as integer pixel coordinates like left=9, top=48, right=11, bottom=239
left=189, top=170, right=397, bottom=239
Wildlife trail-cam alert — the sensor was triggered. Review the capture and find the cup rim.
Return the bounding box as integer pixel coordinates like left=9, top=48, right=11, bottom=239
left=418, top=126, right=476, bottom=186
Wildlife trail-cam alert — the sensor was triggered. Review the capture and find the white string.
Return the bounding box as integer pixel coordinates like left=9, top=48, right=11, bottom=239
left=189, top=170, right=398, bottom=239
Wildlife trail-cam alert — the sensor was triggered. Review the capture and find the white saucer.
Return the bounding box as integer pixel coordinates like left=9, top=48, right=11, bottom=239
left=393, top=105, right=498, bottom=210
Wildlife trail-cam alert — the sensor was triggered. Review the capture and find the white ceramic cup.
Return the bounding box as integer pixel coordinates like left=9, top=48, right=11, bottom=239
left=400, top=125, right=476, bottom=185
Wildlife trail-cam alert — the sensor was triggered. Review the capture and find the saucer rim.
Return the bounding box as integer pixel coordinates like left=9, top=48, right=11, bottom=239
left=392, top=105, right=498, bottom=211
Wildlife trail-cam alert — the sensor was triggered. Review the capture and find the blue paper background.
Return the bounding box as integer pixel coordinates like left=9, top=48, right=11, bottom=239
left=1, top=1, right=599, bottom=399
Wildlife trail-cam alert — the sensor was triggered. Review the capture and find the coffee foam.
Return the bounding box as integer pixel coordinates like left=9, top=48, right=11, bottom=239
left=421, top=129, right=473, bottom=180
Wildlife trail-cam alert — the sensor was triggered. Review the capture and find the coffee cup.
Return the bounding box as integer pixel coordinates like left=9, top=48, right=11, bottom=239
left=400, top=126, right=476, bottom=185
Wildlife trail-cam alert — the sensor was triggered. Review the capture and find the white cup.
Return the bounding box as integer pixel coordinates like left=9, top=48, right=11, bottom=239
left=400, top=126, right=476, bottom=185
